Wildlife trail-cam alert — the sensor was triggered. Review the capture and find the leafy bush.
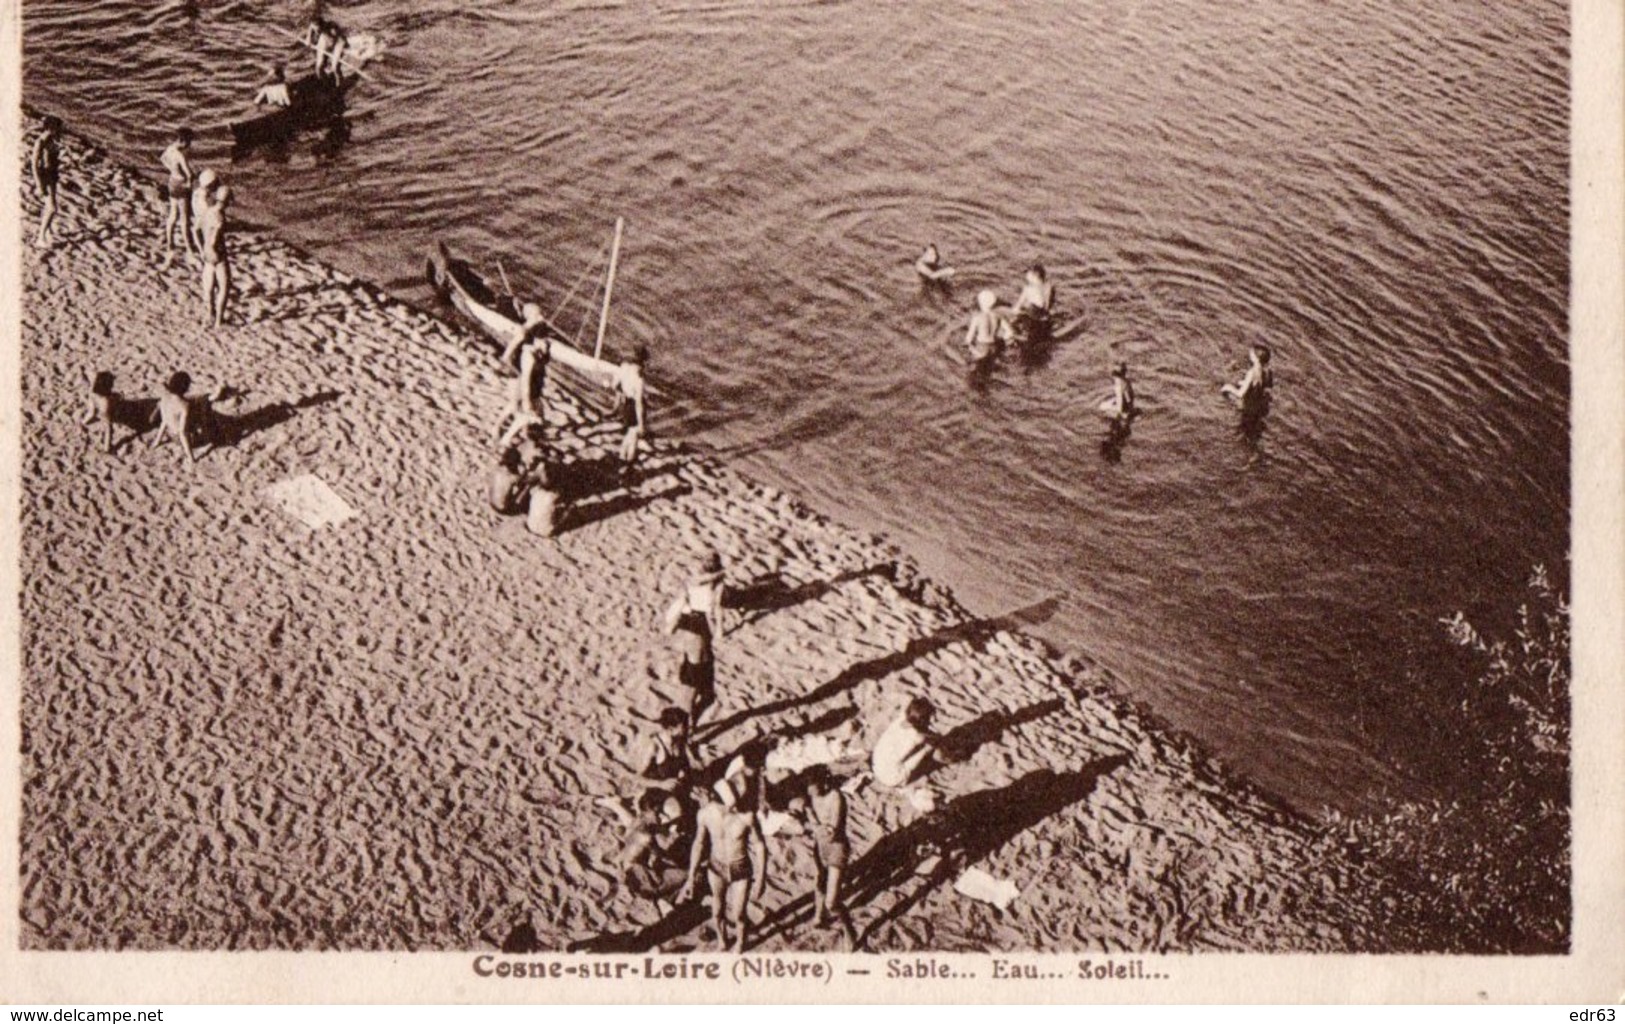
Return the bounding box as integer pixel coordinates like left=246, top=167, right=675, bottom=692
left=1327, top=566, right=1570, bottom=953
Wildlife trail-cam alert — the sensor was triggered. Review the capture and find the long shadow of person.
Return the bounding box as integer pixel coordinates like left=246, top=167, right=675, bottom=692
left=106, top=396, right=160, bottom=453
left=202, top=389, right=342, bottom=452
left=936, top=699, right=1066, bottom=764
left=728, top=563, right=894, bottom=627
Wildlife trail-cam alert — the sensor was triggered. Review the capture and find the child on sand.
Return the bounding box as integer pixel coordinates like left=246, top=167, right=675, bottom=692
left=619, top=789, right=691, bottom=915
left=158, top=128, right=195, bottom=268
left=31, top=116, right=63, bottom=249
left=85, top=372, right=120, bottom=454
left=149, top=371, right=202, bottom=464
left=871, top=696, right=940, bottom=831
left=488, top=445, right=542, bottom=517
left=612, top=345, right=648, bottom=485
left=797, top=765, right=858, bottom=948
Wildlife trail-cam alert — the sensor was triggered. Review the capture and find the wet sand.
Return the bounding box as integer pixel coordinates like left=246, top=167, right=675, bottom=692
left=18, top=113, right=1399, bottom=952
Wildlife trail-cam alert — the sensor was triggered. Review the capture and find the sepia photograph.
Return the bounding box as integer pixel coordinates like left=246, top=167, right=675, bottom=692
left=4, top=0, right=1621, bottom=1004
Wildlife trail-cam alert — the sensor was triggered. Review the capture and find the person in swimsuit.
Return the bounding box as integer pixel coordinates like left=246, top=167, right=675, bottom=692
left=620, top=789, right=692, bottom=915
left=964, top=289, right=1007, bottom=366
left=158, top=128, right=195, bottom=267
left=1011, top=263, right=1055, bottom=321
left=1099, top=361, right=1136, bottom=422
left=679, top=774, right=767, bottom=952
left=1221, top=343, right=1275, bottom=409
left=663, top=552, right=727, bottom=728
left=871, top=696, right=941, bottom=832
left=915, top=243, right=955, bottom=282
left=197, top=183, right=233, bottom=328
left=188, top=168, right=217, bottom=255
left=635, top=706, right=691, bottom=783
left=613, top=345, right=648, bottom=484
left=254, top=65, right=292, bottom=108
left=149, top=371, right=201, bottom=464
left=85, top=371, right=121, bottom=454
left=494, top=315, right=552, bottom=448
left=31, top=116, right=63, bottom=249
left=800, top=766, right=858, bottom=948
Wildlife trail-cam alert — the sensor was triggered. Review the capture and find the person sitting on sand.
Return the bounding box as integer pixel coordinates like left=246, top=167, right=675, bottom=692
left=197, top=183, right=233, bottom=329
left=964, top=289, right=1007, bottom=366
left=149, top=371, right=204, bottom=464
left=612, top=345, right=649, bottom=484
left=678, top=771, right=768, bottom=952
left=915, top=243, right=955, bottom=282
left=488, top=444, right=545, bottom=517
left=871, top=696, right=941, bottom=832
left=663, top=552, right=727, bottom=728
left=620, top=789, right=692, bottom=915
left=635, top=707, right=692, bottom=783
left=158, top=128, right=195, bottom=268
left=1221, top=343, right=1274, bottom=407
left=1099, top=362, right=1136, bottom=422
left=254, top=65, right=292, bottom=108
left=795, top=765, right=858, bottom=949
left=31, top=115, right=63, bottom=249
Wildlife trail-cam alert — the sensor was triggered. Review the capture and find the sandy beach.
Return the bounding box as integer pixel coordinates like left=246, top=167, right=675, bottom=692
left=17, top=113, right=1405, bottom=953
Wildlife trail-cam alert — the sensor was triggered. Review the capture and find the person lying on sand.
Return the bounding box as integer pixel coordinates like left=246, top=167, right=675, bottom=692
left=964, top=290, right=1009, bottom=366
left=619, top=789, right=692, bottom=915
left=612, top=345, right=648, bottom=485
left=915, top=243, right=955, bottom=282
left=158, top=127, right=195, bottom=268
left=198, top=183, right=233, bottom=329
left=494, top=320, right=551, bottom=447
left=31, top=115, right=63, bottom=249
left=254, top=65, right=292, bottom=108
left=794, top=765, right=858, bottom=949
left=1099, top=362, right=1136, bottom=422
left=664, top=552, right=727, bottom=727
left=678, top=770, right=767, bottom=952
left=635, top=706, right=691, bottom=783
left=1221, top=343, right=1274, bottom=406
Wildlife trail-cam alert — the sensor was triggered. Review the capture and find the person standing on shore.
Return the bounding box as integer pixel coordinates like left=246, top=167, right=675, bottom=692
left=798, top=766, right=858, bottom=949
left=494, top=320, right=551, bottom=447
left=31, top=116, right=63, bottom=249
left=158, top=128, right=195, bottom=268
left=150, top=371, right=201, bottom=464
left=197, top=184, right=233, bottom=328
left=188, top=169, right=217, bottom=254
left=678, top=770, right=767, bottom=952
left=663, top=552, right=727, bottom=729
left=612, top=345, right=648, bottom=484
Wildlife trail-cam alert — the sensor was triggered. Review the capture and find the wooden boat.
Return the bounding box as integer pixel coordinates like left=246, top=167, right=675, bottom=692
left=425, top=242, right=621, bottom=384
left=229, top=74, right=355, bottom=151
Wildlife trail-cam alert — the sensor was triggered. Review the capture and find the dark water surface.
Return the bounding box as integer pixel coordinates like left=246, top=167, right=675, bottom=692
left=22, top=0, right=1569, bottom=813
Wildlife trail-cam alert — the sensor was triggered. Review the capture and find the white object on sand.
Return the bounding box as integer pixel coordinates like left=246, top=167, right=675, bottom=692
left=766, top=733, right=859, bottom=773
left=954, top=867, right=1021, bottom=910
left=263, top=474, right=358, bottom=529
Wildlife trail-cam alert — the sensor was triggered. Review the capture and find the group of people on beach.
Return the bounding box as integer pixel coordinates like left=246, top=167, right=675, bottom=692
left=588, top=547, right=964, bottom=953
left=923, top=243, right=1275, bottom=427
left=156, top=127, right=234, bottom=327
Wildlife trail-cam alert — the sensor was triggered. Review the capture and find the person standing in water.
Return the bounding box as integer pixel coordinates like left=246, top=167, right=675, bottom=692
left=31, top=116, right=63, bottom=249
left=197, top=183, right=233, bottom=328
left=915, top=243, right=955, bottom=282
left=1221, top=343, right=1274, bottom=407
left=158, top=128, right=195, bottom=268
left=254, top=65, right=292, bottom=107
left=1100, top=362, right=1136, bottom=422
left=1010, top=263, right=1055, bottom=322
left=964, top=289, right=1007, bottom=366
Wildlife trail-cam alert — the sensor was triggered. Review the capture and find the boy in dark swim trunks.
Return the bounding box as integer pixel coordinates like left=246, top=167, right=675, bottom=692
left=158, top=128, right=195, bottom=268
left=679, top=775, right=767, bottom=952
left=612, top=345, right=648, bottom=484
left=663, top=552, right=727, bottom=728
left=799, top=766, right=858, bottom=948
left=32, top=116, right=63, bottom=249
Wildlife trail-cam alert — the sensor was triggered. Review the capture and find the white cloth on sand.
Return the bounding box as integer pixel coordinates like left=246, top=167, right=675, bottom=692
left=954, top=867, right=1021, bottom=910
left=263, top=474, right=358, bottom=529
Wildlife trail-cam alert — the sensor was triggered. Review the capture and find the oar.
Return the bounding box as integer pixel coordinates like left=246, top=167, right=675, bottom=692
left=272, top=24, right=374, bottom=80
left=496, top=259, right=515, bottom=298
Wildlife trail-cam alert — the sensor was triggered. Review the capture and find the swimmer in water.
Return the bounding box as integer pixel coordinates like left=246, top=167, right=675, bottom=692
left=964, top=289, right=1007, bottom=365
left=254, top=65, right=292, bottom=108
left=1221, top=343, right=1274, bottom=406
left=915, top=243, right=955, bottom=282
left=1010, top=263, right=1055, bottom=321
left=1099, top=362, right=1136, bottom=422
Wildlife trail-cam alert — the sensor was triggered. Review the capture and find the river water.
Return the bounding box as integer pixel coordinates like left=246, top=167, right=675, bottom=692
left=21, top=0, right=1569, bottom=813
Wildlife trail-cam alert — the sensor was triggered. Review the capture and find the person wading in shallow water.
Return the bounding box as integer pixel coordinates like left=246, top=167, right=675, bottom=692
left=663, top=552, right=727, bottom=729
left=1221, top=343, right=1275, bottom=410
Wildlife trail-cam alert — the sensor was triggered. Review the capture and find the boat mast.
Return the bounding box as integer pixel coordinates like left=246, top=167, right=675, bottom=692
left=593, top=217, right=624, bottom=361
